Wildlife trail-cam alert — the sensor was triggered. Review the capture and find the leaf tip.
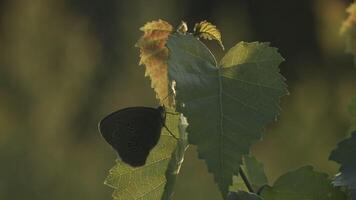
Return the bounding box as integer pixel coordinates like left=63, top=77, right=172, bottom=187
left=194, top=20, right=225, bottom=50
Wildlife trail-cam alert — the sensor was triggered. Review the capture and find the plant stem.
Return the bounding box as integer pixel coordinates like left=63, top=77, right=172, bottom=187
left=239, top=166, right=254, bottom=193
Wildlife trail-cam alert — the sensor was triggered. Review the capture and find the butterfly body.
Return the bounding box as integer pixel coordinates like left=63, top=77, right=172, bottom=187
left=99, top=106, right=165, bottom=167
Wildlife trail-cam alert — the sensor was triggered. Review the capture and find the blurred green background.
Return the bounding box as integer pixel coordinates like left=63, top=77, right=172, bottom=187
left=0, top=0, right=355, bottom=199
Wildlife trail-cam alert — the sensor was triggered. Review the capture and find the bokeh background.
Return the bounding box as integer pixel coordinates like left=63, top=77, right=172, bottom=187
left=0, top=0, right=355, bottom=199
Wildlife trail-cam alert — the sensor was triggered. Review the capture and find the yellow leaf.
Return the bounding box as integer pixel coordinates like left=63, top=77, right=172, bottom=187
left=194, top=20, right=224, bottom=50
left=176, top=21, right=188, bottom=34
left=341, top=3, right=356, bottom=56
left=136, top=19, right=174, bottom=107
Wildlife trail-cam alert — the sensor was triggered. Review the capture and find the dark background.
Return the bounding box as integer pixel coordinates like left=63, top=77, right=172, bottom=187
left=0, top=0, right=355, bottom=199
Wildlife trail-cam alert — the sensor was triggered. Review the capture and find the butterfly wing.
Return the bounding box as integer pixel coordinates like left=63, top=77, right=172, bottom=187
left=98, top=107, right=164, bottom=167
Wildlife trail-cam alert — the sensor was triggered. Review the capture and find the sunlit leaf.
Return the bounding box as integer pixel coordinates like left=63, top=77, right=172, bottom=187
left=329, top=131, right=356, bottom=200
left=176, top=21, right=188, bottom=34
left=104, top=109, right=188, bottom=200
left=136, top=19, right=173, bottom=107
left=139, top=20, right=173, bottom=33
left=229, top=175, right=249, bottom=193
left=161, top=114, right=189, bottom=199
left=194, top=20, right=225, bottom=50
left=230, top=155, right=268, bottom=193
left=260, top=166, right=347, bottom=200
left=167, top=34, right=287, bottom=198
left=341, top=2, right=356, bottom=64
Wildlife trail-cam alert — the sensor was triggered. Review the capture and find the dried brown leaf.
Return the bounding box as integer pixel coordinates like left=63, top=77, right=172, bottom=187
left=136, top=19, right=173, bottom=107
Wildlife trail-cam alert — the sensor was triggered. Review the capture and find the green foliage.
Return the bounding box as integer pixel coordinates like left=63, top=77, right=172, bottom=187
left=260, top=166, right=347, bottom=200
left=167, top=33, right=287, bottom=197
left=241, top=156, right=268, bottom=192
left=229, top=155, right=268, bottom=193
left=329, top=131, right=356, bottom=199
left=161, top=115, right=189, bottom=199
left=104, top=111, right=188, bottom=200
left=334, top=5, right=356, bottom=199
left=104, top=19, right=288, bottom=199
left=227, top=191, right=263, bottom=200
left=229, top=175, right=249, bottom=192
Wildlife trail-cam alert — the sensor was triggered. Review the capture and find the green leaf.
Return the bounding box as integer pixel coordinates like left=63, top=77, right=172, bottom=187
left=260, top=166, right=347, bottom=200
left=230, top=155, right=268, bottom=193
left=329, top=131, right=356, bottom=199
left=241, top=155, right=268, bottom=192
left=161, top=115, right=189, bottom=199
left=227, top=191, right=263, bottom=200
left=104, top=110, right=188, bottom=200
left=167, top=34, right=287, bottom=197
left=229, top=175, right=249, bottom=193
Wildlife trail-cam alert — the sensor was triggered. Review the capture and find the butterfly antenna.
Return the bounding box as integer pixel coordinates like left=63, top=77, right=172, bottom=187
left=164, top=125, right=179, bottom=141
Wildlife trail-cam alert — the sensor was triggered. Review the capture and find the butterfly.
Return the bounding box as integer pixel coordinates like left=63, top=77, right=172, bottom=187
left=98, top=106, right=175, bottom=167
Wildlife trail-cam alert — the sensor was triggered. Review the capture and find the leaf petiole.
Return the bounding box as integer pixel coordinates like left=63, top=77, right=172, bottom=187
left=239, top=166, right=255, bottom=193
left=164, top=125, right=179, bottom=140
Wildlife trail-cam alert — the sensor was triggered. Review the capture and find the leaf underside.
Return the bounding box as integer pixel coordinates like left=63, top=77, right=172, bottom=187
left=104, top=111, right=184, bottom=200
left=167, top=33, right=287, bottom=197
left=329, top=131, right=356, bottom=200
left=261, top=166, right=347, bottom=200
